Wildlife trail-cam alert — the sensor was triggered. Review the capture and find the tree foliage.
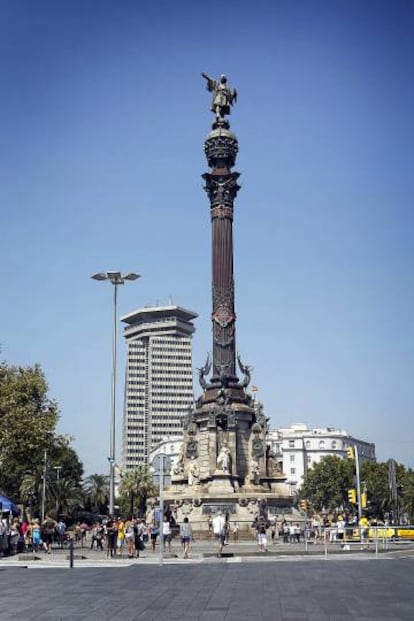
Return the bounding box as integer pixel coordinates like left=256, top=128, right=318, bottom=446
left=301, top=454, right=414, bottom=522
left=300, top=455, right=354, bottom=512
left=118, top=466, right=157, bottom=516
left=0, top=362, right=59, bottom=498
left=400, top=468, right=414, bottom=522
left=359, top=460, right=390, bottom=518
left=0, top=360, right=83, bottom=511
left=83, top=473, right=110, bottom=514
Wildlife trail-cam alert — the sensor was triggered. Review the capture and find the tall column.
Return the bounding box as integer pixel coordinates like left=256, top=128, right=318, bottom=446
left=203, top=122, right=240, bottom=385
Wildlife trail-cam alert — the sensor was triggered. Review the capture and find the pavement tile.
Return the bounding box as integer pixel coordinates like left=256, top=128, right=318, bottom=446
left=1, top=557, right=414, bottom=620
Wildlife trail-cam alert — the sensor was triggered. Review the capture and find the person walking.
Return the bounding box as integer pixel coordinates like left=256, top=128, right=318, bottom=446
left=257, top=518, right=269, bottom=552
left=162, top=515, right=172, bottom=552
left=116, top=518, right=126, bottom=556
left=150, top=520, right=159, bottom=552
left=56, top=518, right=67, bottom=548
left=105, top=519, right=117, bottom=558
left=180, top=517, right=193, bottom=559
left=212, top=511, right=226, bottom=557
left=134, top=519, right=146, bottom=558
left=41, top=516, right=57, bottom=554
left=125, top=519, right=135, bottom=558
left=359, top=515, right=370, bottom=550
left=232, top=521, right=239, bottom=542
left=32, top=520, right=42, bottom=552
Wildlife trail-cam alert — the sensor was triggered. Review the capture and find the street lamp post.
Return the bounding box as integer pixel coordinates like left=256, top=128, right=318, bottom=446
left=91, top=271, right=140, bottom=516
left=54, top=465, right=62, bottom=516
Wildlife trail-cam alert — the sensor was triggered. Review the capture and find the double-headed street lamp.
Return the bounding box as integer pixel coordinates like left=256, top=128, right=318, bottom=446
left=91, top=271, right=140, bottom=516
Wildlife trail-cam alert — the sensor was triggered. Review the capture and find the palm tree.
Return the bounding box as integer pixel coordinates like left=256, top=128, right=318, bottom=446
left=83, top=474, right=109, bottom=513
left=52, top=478, right=83, bottom=516
left=118, top=466, right=157, bottom=516
left=19, top=469, right=52, bottom=517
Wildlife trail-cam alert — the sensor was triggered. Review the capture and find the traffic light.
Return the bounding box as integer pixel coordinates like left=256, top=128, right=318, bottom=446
left=299, top=500, right=308, bottom=511
left=346, top=446, right=354, bottom=460
left=361, top=491, right=367, bottom=508
left=348, top=489, right=356, bottom=504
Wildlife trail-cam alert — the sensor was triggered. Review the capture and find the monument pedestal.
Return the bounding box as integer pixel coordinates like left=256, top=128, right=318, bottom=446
left=208, top=472, right=237, bottom=494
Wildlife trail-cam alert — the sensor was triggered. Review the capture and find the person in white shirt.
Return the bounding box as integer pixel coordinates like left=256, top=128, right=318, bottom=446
left=212, top=511, right=226, bottom=557
left=162, top=515, right=171, bottom=552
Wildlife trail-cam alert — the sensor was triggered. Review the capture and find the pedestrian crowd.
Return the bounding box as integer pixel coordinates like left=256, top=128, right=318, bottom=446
left=0, top=515, right=66, bottom=556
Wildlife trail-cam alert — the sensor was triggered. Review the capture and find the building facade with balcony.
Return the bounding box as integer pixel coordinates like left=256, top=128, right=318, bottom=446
left=268, top=423, right=376, bottom=495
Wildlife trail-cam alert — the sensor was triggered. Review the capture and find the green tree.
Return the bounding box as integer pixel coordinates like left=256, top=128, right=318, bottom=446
left=19, top=439, right=84, bottom=518
left=360, top=460, right=390, bottom=519
left=19, top=468, right=50, bottom=518
left=83, top=474, right=110, bottom=514
left=400, top=468, right=414, bottom=522
left=52, top=478, right=83, bottom=516
left=0, top=362, right=59, bottom=499
left=118, top=466, right=157, bottom=516
left=300, top=455, right=354, bottom=512
left=47, top=435, right=84, bottom=488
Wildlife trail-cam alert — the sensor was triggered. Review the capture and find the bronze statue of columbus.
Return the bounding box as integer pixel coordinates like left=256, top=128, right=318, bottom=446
left=202, top=73, right=237, bottom=121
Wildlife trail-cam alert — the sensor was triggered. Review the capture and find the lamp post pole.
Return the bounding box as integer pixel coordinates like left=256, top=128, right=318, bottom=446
left=91, top=271, right=140, bottom=516
left=41, top=449, right=47, bottom=522
left=54, top=465, right=62, bottom=516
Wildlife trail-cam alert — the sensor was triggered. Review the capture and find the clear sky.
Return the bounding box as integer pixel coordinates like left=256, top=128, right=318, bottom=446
left=1, top=0, right=413, bottom=475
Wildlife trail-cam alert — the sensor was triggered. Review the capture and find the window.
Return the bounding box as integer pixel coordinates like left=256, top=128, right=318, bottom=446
left=319, top=440, right=325, bottom=449
left=290, top=468, right=296, bottom=475
left=305, top=440, right=311, bottom=448
left=290, top=455, right=295, bottom=462
left=332, top=441, right=337, bottom=449
left=307, top=455, right=312, bottom=464
left=289, top=440, right=295, bottom=448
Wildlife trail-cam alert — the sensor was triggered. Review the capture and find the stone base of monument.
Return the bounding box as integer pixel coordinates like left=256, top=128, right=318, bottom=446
left=165, top=487, right=294, bottom=536
left=207, top=472, right=237, bottom=494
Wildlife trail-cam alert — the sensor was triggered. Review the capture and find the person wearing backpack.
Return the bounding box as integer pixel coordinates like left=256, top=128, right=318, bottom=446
left=56, top=519, right=66, bottom=548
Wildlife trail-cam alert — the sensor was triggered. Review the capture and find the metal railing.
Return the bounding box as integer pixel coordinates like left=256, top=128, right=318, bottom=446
left=300, top=525, right=414, bottom=558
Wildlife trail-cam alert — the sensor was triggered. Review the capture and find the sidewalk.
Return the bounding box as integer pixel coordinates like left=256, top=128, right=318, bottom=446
left=1, top=536, right=413, bottom=568
left=1, top=556, right=414, bottom=620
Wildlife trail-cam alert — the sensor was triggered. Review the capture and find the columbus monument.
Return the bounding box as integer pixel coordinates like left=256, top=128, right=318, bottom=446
left=165, top=74, right=291, bottom=529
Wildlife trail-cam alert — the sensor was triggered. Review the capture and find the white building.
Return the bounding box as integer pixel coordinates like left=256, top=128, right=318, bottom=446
left=268, top=423, right=376, bottom=494
left=120, top=305, right=196, bottom=470
left=148, top=436, right=184, bottom=487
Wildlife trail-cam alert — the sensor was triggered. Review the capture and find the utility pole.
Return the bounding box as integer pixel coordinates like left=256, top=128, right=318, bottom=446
left=388, top=459, right=399, bottom=524
left=41, top=450, right=47, bottom=521
left=354, top=445, right=362, bottom=522
left=346, top=445, right=362, bottom=521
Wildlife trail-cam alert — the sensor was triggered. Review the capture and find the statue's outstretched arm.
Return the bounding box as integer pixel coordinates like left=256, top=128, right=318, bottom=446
left=201, top=72, right=215, bottom=91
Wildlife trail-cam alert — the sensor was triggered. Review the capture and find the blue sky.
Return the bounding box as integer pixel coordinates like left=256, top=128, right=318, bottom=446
left=1, top=0, right=413, bottom=475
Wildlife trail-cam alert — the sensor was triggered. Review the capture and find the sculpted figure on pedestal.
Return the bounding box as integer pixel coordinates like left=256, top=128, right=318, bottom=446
left=188, top=458, right=200, bottom=486
left=202, top=73, right=237, bottom=121
left=250, top=457, right=260, bottom=485
left=217, top=441, right=231, bottom=474
left=172, top=444, right=185, bottom=476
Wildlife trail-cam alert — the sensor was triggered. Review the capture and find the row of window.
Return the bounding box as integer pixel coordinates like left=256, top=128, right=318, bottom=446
left=288, top=439, right=339, bottom=449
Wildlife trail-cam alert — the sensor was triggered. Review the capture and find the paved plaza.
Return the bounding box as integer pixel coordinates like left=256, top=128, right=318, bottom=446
left=1, top=552, right=414, bottom=620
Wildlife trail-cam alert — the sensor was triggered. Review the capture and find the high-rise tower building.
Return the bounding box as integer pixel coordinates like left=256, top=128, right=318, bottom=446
left=120, top=305, right=197, bottom=470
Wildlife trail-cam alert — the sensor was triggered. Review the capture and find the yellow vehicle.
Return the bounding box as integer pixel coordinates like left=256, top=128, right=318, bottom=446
left=349, top=526, right=414, bottom=541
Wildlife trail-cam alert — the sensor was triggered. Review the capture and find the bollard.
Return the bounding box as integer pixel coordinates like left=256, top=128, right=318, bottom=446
left=69, top=539, right=74, bottom=568
left=324, top=531, right=328, bottom=560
